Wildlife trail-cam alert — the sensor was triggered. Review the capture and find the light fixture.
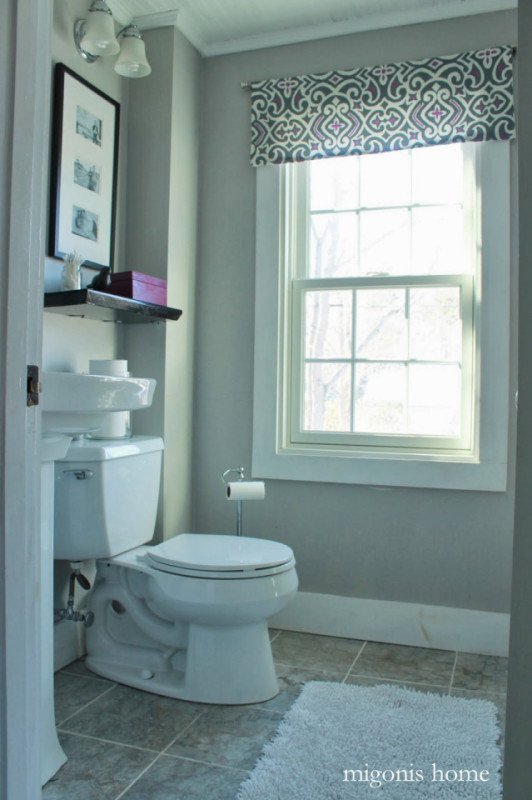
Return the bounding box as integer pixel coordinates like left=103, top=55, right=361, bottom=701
left=114, top=26, right=151, bottom=78
left=74, top=1, right=151, bottom=78
left=75, top=0, right=119, bottom=59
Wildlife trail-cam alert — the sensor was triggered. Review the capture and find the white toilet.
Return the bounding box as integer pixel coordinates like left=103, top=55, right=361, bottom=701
left=54, top=435, right=298, bottom=704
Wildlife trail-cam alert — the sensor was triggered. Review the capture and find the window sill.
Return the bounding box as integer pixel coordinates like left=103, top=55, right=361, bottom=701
left=252, top=446, right=507, bottom=491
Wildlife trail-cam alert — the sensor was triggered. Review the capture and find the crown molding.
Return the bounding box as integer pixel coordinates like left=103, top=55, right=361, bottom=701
left=196, top=0, right=516, bottom=57
left=135, top=10, right=179, bottom=32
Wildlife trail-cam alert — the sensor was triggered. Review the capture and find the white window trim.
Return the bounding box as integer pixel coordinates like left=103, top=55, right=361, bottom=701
left=290, top=274, right=474, bottom=453
left=252, top=141, right=511, bottom=491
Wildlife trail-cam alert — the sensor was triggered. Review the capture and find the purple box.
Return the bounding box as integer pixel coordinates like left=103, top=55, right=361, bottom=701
left=108, top=271, right=167, bottom=306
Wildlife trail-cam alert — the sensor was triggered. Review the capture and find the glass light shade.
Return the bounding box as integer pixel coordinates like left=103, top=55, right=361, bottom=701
left=114, top=32, right=151, bottom=78
left=80, top=4, right=120, bottom=57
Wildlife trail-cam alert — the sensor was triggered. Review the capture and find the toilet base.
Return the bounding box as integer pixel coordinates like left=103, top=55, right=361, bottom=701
left=86, top=620, right=279, bottom=705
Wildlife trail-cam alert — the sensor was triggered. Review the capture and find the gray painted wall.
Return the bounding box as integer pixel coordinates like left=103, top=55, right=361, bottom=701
left=124, top=26, right=201, bottom=540
left=194, top=11, right=518, bottom=612
left=504, top=1, right=532, bottom=795
left=44, top=0, right=126, bottom=375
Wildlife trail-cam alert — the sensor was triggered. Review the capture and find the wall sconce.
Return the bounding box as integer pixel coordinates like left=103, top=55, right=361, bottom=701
left=74, top=0, right=151, bottom=78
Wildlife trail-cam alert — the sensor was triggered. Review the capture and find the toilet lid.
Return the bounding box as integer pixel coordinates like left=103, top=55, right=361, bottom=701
left=146, top=533, right=294, bottom=574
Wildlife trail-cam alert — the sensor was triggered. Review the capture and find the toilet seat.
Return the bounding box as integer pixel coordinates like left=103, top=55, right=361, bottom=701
left=145, top=533, right=295, bottom=579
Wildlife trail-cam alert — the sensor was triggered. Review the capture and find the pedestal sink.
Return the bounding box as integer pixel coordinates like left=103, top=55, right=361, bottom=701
left=39, top=371, right=157, bottom=785
left=41, top=434, right=72, bottom=784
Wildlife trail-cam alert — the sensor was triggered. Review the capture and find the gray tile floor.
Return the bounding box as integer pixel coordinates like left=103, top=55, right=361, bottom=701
left=44, top=631, right=508, bottom=799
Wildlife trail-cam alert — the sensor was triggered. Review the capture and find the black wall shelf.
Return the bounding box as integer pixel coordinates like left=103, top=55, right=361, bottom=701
left=44, top=289, right=182, bottom=324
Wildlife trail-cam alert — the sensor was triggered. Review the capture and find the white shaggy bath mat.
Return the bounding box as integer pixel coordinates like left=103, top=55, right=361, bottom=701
left=237, top=682, right=502, bottom=799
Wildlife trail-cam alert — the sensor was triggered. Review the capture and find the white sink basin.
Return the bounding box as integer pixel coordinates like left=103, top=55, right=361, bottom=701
left=41, top=371, right=156, bottom=434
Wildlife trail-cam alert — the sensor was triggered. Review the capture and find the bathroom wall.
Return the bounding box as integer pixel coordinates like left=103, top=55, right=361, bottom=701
left=123, top=26, right=201, bottom=541
left=47, top=6, right=201, bottom=645
left=44, top=0, right=128, bottom=375
left=194, top=11, right=518, bottom=619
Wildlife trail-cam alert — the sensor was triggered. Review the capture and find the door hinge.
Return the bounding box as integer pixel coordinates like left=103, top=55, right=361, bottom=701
left=27, top=365, right=40, bottom=407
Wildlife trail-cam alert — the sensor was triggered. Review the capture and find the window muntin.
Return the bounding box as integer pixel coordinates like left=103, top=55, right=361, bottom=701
left=285, top=144, right=477, bottom=455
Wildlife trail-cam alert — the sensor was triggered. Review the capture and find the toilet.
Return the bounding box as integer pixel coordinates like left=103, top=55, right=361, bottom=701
left=54, top=435, right=298, bottom=704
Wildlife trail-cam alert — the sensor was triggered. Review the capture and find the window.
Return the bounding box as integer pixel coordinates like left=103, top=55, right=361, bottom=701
left=252, top=141, right=512, bottom=490
left=290, top=145, right=475, bottom=455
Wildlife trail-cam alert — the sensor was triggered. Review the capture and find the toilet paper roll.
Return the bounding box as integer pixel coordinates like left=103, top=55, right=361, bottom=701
left=87, top=411, right=131, bottom=440
left=226, top=481, right=265, bottom=501
left=89, top=359, right=129, bottom=377
left=87, top=359, right=132, bottom=439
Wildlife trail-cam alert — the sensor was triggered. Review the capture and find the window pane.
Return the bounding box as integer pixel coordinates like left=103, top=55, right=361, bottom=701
left=360, top=150, right=410, bottom=207
left=412, top=206, right=466, bottom=275
left=305, top=291, right=352, bottom=359
left=310, top=156, right=359, bottom=211
left=356, top=289, right=407, bottom=359
left=310, top=212, right=358, bottom=277
left=409, top=287, right=462, bottom=362
left=354, top=363, right=406, bottom=433
left=412, top=144, right=463, bottom=205
left=360, top=209, right=410, bottom=275
left=304, top=362, right=351, bottom=431
left=408, top=364, right=461, bottom=436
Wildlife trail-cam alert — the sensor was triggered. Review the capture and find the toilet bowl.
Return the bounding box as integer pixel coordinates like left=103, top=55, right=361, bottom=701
left=54, top=436, right=298, bottom=704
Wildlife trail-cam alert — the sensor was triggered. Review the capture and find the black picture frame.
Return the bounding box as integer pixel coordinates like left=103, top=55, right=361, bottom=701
left=49, top=64, right=120, bottom=271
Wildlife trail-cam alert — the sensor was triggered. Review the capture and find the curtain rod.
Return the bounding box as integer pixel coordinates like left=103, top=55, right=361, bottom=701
left=240, top=45, right=517, bottom=89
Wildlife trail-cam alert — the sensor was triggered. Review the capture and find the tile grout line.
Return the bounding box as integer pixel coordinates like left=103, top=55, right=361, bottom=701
left=158, top=708, right=209, bottom=755
left=159, top=751, right=251, bottom=774
left=448, top=651, right=459, bottom=694
left=53, top=728, right=161, bottom=755
left=60, top=665, right=111, bottom=684
left=112, top=708, right=249, bottom=800
left=111, top=710, right=210, bottom=800
left=342, top=641, right=367, bottom=683
left=56, top=683, right=117, bottom=727
left=113, top=752, right=163, bottom=800
left=113, top=751, right=252, bottom=800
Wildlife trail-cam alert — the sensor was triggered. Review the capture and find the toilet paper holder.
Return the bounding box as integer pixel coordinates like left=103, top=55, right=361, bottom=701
left=222, top=467, right=245, bottom=536
left=222, top=467, right=245, bottom=484
left=222, top=468, right=266, bottom=537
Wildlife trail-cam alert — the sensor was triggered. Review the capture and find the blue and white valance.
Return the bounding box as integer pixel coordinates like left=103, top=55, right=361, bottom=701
left=249, top=46, right=515, bottom=166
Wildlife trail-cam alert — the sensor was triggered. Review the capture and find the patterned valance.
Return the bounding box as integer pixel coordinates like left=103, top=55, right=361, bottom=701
left=249, top=46, right=515, bottom=166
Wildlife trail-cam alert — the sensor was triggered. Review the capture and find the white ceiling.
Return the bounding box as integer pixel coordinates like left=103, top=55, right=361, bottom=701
left=108, top=0, right=516, bottom=57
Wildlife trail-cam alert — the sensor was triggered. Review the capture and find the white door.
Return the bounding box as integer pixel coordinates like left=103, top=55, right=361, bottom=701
left=0, top=1, right=53, bottom=798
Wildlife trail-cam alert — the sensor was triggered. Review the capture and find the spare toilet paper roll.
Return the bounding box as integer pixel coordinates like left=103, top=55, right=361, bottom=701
left=87, top=359, right=131, bottom=439
left=226, top=481, right=266, bottom=501
left=89, top=411, right=131, bottom=440
left=89, top=359, right=129, bottom=377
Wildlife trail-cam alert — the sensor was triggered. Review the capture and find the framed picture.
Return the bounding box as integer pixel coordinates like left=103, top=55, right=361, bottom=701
left=49, top=64, right=120, bottom=271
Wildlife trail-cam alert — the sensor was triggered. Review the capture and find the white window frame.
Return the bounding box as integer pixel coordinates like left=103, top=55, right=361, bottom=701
left=252, top=141, right=512, bottom=491
left=291, top=274, right=474, bottom=452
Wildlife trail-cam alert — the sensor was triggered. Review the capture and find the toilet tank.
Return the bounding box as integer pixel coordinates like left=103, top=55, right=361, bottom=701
left=54, top=435, right=164, bottom=561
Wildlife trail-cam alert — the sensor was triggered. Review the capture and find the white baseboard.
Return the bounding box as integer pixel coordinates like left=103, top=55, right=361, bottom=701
left=270, top=591, right=510, bottom=657
left=54, top=620, right=86, bottom=672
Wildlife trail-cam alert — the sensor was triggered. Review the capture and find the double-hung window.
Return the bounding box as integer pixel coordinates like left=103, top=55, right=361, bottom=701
left=290, top=144, right=474, bottom=454
left=252, top=140, right=512, bottom=490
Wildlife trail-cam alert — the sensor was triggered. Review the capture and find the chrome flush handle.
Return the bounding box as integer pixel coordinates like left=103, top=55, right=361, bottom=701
left=62, top=469, right=94, bottom=480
